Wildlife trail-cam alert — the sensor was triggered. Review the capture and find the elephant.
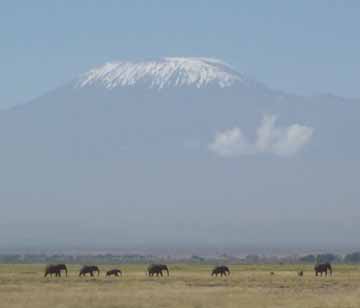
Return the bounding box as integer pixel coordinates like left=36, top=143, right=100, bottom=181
left=314, top=263, right=332, bottom=276
left=147, top=264, right=169, bottom=277
left=211, top=265, right=230, bottom=277
left=44, top=264, right=68, bottom=277
left=79, top=265, right=100, bottom=277
left=106, top=269, right=122, bottom=277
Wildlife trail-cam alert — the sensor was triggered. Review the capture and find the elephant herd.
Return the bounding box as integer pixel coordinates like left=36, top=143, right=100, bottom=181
left=44, top=263, right=333, bottom=278
left=44, top=264, right=229, bottom=278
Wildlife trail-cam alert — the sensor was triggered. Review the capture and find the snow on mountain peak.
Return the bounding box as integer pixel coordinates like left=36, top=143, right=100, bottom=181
left=74, top=57, right=260, bottom=90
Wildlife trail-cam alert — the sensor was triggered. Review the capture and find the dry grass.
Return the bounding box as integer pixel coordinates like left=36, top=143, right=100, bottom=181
left=1, top=264, right=360, bottom=308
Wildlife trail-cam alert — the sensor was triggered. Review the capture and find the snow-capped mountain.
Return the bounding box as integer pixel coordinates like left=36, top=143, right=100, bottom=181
left=74, top=57, right=264, bottom=90
left=2, top=56, right=358, bottom=160
left=1, top=57, right=360, bottom=250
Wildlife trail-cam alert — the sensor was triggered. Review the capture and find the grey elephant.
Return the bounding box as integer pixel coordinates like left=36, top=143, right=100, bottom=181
left=79, top=265, right=100, bottom=277
left=314, top=263, right=332, bottom=276
left=211, top=265, right=230, bottom=277
left=106, top=269, right=122, bottom=277
left=147, top=264, right=169, bottom=276
left=44, top=264, right=68, bottom=277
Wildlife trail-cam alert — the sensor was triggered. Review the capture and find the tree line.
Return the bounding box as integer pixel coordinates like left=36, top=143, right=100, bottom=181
left=1, top=252, right=360, bottom=264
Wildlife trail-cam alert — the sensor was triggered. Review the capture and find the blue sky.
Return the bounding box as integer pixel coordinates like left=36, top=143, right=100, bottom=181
left=1, top=0, right=360, bottom=108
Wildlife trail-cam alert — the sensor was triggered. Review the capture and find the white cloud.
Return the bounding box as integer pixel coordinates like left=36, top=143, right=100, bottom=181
left=209, top=114, right=313, bottom=157
left=209, top=127, right=255, bottom=156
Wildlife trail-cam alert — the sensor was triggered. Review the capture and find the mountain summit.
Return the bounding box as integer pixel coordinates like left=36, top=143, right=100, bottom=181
left=74, top=57, right=263, bottom=90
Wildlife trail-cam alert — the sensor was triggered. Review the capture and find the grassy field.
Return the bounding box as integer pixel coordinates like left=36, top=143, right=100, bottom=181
left=1, top=263, right=360, bottom=308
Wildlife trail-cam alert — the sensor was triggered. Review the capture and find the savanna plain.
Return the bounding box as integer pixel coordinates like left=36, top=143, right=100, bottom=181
left=1, top=264, right=360, bottom=308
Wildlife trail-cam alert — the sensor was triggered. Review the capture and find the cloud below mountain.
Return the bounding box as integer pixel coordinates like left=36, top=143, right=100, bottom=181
left=209, top=115, right=314, bottom=157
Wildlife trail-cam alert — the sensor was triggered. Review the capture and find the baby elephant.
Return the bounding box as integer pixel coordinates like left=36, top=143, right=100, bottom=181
left=106, top=269, right=122, bottom=277
left=211, top=265, right=230, bottom=277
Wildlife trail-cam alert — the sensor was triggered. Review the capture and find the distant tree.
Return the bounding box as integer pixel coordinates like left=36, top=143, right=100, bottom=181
left=191, top=255, right=205, bottom=262
left=344, top=252, right=360, bottom=263
left=244, top=255, right=260, bottom=264
left=299, top=254, right=316, bottom=263
left=0, top=254, right=22, bottom=263
left=316, top=253, right=341, bottom=264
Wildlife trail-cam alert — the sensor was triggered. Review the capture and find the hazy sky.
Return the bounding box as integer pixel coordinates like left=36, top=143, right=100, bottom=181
left=1, top=0, right=360, bottom=108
